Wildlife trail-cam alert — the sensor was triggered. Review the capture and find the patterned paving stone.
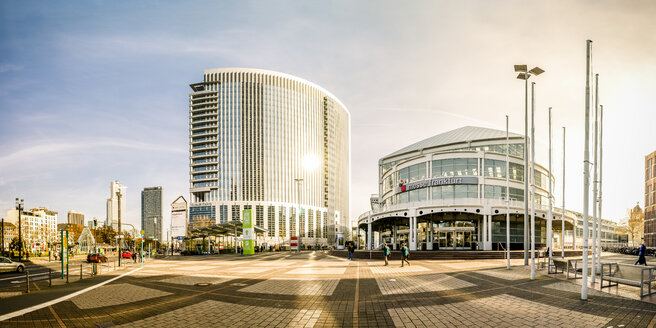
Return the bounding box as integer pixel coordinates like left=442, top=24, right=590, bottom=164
left=387, top=294, right=611, bottom=328
left=70, top=283, right=172, bottom=309
left=301, top=261, right=350, bottom=267
left=369, top=265, right=430, bottom=275
left=475, top=267, right=531, bottom=280
left=239, top=278, right=340, bottom=296
left=174, top=265, right=216, bottom=271
left=117, top=300, right=322, bottom=328
left=285, top=268, right=347, bottom=275
left=159, top=275, right=234, bottom=286
left=222, top=267, right=274, bottom=274
left=441, top=261, right=505, bottom=270
left=376, top=273, right=475, bottom=295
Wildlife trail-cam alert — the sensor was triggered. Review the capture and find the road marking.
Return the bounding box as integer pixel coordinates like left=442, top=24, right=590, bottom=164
left=0, top=266, right=142, bottom=322
left=353, top=261, right=359, bottom=328
left=32, top=282, right=40, bottom=291
left=48, top=306, right=66, bottom=328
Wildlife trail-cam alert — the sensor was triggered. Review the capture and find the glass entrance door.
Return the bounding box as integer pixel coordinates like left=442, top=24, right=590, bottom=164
left=436, top=227, right=475, bottom=250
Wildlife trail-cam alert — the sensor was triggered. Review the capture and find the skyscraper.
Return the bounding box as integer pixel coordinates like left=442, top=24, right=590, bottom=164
left=106, top=180, right=126, bottom=230
left=67, top=210, right=85, bottom=226
left=188, top=68, right=350, bottom=245
left=142, top=186, right=163, bottom=241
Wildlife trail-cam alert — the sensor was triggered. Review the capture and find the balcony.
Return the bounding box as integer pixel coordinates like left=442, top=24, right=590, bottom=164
left=191, top=123, right=217, bottom=131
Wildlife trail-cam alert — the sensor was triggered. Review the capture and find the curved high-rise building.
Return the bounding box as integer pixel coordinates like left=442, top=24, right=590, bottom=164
left=188, top=68, right=350, bottom=246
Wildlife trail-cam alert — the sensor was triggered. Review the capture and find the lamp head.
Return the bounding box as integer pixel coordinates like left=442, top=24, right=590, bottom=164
left=529, top=67, right=545, bottom=75
left=516, top=73, right=530, bottom=80
left=514, top=65, right=528, bottom=73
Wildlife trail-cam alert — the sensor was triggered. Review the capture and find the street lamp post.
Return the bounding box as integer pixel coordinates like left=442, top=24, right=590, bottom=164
left=506, top=115, right=511, bottom=270
left=117, top=190, right=122, bottom=267
left=1, top=217, right=4, bottom=256
left=16, top=198, right=24, bottom=261
left=515, top=65, right=544, bottom=265
left=530, top=81, right=537, bottom=280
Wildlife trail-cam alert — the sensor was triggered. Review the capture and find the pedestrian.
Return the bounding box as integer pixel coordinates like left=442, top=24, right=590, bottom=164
left=635, top=241, right=648, bottom=266
left=383, top=243, right=390, bottom=266
left=131, top=252, right=136, bottom=263
left=401, top=242, right=410, bottom=267
left=347, top=242, right=354, bottom=260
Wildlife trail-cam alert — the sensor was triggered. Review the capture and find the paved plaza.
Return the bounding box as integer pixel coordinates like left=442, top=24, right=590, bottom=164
left=0, top=252, right=655, bottom=327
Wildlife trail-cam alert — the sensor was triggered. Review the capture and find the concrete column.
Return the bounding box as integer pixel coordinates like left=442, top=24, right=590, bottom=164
left=427, top=221, right=433, bottom=250
left=392, top=225, right=397, bottom=250
left=488, top=214, right=493, bottom=250
left=409, top=216, right=418, bottom=251
left=367, top=220, right=372, bottom=250
left=482, top=214, right=488, bottom=250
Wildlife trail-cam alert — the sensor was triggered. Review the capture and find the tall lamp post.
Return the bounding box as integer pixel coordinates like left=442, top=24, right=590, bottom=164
left=15, top=198, right=24, bottom=261
left=514, top=65, right=545, bottom=265
left=117, top=189, right=122, bottom=267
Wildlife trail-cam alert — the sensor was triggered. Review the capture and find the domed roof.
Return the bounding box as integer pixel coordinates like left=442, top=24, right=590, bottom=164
left=384, top=126, right=523, bottom=158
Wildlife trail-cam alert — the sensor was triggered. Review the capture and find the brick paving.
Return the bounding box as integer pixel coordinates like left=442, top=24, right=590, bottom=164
left=0, top=252, right=655, bottom=327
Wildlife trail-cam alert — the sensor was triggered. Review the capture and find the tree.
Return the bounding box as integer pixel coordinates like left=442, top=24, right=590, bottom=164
left=617, top=203, right=644, bottom=247
left=8, top=236, right=27, bottom=253
left=94, top=226, right=117, bottom=245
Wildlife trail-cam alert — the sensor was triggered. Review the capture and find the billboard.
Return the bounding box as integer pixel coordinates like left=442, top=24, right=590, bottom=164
left=242, top=209, right=254, bottom=255
left=171, top=196, right=187, bottom=238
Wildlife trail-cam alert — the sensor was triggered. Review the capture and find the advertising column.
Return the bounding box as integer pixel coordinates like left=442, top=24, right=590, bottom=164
left=242, top=209, right=254, bottom=255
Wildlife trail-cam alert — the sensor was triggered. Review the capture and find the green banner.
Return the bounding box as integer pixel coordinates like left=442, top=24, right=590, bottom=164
left=242, top=209, right=254, bottom=255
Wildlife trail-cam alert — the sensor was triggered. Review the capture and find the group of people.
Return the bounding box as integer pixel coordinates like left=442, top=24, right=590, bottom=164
left=382, top=242, right=410, bottom=267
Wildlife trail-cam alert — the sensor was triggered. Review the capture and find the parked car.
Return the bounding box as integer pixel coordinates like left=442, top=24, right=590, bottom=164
left=121, top=251, right=132, bottom=259
left=0, top=256, right=25, bottom=273
left=87, top=253, right=108, bottom=263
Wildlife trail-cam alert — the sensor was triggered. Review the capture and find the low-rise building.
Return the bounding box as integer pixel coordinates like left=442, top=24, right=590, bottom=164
left=5, top=207, right=58, bottom=252
left=1, top=221, right=16, bottom=251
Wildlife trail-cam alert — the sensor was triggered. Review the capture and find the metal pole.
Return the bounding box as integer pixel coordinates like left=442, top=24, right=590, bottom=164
left=49, top=268, right=52, bottom=287
left=530, top=81, right=536, bottom=280
left=80, top=264, right=83, bottom=280
left=524, top=77, right=529, bottom=266
left=597, top=105, right=604, bottom=272
left=25, top=270, right=29, bottom=293
left=117, top=189, right=121, bottom=267
left=506, top=115, right=511, bottom=269
left=548, top=107, right=553, bottom=272
left=591, top=73, right=599, bottom=284
left=562, top=127, right=566, bottom=258
left=17, top=199, right=23, bottom=261
left=1, top=217, right=4, bottom=256
left=582, top=39, right=592, bottom=300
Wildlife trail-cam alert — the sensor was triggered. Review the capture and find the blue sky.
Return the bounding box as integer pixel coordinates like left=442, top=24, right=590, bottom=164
left=1, top=1, right=655, bottom=232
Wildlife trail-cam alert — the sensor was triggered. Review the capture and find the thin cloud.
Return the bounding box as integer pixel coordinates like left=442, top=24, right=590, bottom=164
left=0, top=64, right=23, bottom=73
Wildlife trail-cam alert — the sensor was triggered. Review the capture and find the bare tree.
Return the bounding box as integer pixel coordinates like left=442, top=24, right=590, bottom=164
left=616, top=203, right=645, bottom=246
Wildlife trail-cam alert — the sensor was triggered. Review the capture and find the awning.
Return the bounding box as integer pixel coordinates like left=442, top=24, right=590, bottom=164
left=187, top=220, right=267, bottom=239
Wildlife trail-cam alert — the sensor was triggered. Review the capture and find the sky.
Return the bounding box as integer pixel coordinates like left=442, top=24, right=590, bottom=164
left=1, top=1, right=655, bottom=234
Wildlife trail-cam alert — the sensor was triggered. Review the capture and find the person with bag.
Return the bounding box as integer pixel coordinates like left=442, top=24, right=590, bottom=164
left=383, top=243, right=390, bottom=266
left=401, top=242, right=410, bottom=267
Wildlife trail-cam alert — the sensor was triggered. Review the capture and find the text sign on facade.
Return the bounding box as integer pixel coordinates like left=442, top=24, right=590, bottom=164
left=398, top=177, right=479, bottom=193
left=242, top=209, right=254, bottom=255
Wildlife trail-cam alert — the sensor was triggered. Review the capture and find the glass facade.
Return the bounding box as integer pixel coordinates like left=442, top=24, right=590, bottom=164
left=432, top=158, right=477, bottom=177
left=189, top=69, right=350, bottom=243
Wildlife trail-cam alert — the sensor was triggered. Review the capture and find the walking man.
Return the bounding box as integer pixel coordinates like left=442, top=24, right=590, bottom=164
left=635, top=241, right=648, bottom=266
left=347, top=242, right=354, bottom=260
left=383, top=243, right=390, bottom=266
left=401, top=242, right=410, bottom=267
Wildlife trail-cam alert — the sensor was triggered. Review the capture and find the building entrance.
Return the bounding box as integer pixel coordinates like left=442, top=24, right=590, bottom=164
left=436, top=227, right=474, bottom=250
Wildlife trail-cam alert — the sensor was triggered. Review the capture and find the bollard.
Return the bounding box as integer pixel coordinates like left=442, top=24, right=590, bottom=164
left=25, top=270, right=30, bottom=294
left=80, top=264, right=83, bottom=280
left=66, top=267, right=69, bottom=284
left=49, top=268, right=52, bottom=287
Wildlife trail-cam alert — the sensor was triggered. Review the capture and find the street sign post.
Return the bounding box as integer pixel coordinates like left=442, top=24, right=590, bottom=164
left=60, top=230, right=68, bottom=279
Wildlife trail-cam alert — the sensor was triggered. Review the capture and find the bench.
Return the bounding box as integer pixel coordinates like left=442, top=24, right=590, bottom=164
left=601, top=263, right=656, bottom=297
left=548, top=258, right=583, bottom=279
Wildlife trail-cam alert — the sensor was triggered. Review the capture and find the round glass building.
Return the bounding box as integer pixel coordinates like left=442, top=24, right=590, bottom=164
left=358, top=126, right=621, bottom=251
left=188, top=68, right=350, bottom=247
